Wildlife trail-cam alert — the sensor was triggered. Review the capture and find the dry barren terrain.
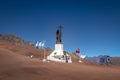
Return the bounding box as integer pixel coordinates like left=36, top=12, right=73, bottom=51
left=0, top=41, right=120, bottom=80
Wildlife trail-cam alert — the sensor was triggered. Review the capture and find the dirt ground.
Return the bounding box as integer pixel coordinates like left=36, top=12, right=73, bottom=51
left=0, top=41, right=120, bottom=80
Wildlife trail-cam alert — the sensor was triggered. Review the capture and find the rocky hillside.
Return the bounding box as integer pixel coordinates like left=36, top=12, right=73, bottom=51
left=0, top=34, right=52, bottom=59
left=111, top=57, right=120, bottom=66
left=0, top=34, right=79, bottom=62
left=0, top=34, right=34, bottom=46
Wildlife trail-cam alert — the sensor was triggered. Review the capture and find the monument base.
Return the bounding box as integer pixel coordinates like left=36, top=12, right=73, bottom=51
left=47, top=44, right=72, bottom=63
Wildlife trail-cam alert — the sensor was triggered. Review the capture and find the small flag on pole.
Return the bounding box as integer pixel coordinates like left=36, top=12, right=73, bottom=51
left=39, top=42, right=45, bottom=47
left=76, top=48, right=80, bottom=54
left=41, top=42, right=45, bottom=47
left=35, top=41, right=45, bottom=48
left=38, top=42, right=42, bottom=47
left=35, top=41, right=39, bottom=48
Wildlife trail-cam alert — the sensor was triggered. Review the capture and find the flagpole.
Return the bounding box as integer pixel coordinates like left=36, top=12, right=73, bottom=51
left=43, top=41, right=46, bottom=62
left=44, top=46, right=45, bottom=59
left=44, top=41, right=46, bottom=59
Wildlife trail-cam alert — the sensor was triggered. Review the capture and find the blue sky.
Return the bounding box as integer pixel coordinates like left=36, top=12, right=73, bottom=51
left=0, top=0, right=120, bottom=57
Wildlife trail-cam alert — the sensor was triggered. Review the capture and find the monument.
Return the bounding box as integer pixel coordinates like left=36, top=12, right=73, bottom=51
left=47, top=25, right=72, bottom=63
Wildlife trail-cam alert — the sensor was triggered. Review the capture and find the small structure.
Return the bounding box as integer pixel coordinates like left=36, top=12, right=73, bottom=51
left=47, top=25, right=72, bottom=63
left=99, top=55, right=111, bottom=65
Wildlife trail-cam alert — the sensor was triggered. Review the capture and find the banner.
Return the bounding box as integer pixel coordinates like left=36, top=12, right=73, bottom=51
left=76, top=48, right=80, bottom=54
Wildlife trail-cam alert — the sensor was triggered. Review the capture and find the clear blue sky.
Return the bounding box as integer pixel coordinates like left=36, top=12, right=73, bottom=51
left=0, top=0, right=120, bottom=57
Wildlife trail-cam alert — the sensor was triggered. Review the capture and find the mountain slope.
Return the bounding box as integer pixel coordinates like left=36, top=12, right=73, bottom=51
left=0, top=40, right=120, bottom=80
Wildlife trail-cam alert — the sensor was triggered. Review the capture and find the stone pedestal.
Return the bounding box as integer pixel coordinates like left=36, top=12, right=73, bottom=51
left=47, top=44, right=72, bottom=63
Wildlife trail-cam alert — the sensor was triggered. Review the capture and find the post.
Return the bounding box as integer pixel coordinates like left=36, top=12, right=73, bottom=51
left=44, top=47, right=45, bottom=59
left=42, top=41, right=46, bottom=62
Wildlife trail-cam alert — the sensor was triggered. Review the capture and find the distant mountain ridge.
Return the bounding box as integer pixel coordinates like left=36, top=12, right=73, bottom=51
left=85, top=55, right=120, bottom=66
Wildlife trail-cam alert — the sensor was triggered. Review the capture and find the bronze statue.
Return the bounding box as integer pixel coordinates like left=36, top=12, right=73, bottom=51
left=56, top=25, right=62, bottom=44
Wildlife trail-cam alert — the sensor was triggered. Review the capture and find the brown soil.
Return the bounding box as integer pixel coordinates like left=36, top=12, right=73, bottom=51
left=0, top=41, right=120, bottom=80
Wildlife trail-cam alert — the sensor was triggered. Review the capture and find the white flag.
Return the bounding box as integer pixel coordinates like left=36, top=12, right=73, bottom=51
left=41, top=42, right=44, bottom=47
left=35, top=41, right=39, bottom=47
left=39, top=42, right=45, bottom=47
left=38, top=42, right=42, bottom=47
left=80, top=55, right=86, bottom=59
